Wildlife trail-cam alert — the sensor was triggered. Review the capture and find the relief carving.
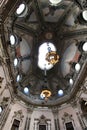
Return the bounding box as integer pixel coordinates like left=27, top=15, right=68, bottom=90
left=62, top=112, right=75, bottom=130
left=1, top=97, right=10, bottom=107
left=62, top=112, right=73, bottom=123
left=12, top=110, right=24, bottom=124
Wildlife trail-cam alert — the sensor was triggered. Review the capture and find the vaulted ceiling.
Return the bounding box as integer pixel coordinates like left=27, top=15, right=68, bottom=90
left=0, top=0, right=87, bottom=106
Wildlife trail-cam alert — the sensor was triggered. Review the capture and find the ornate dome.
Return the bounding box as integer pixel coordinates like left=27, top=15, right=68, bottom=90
left=1, top=0, right=87, bottom=106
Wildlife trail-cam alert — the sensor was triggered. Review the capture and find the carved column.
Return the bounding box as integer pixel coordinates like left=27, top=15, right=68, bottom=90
left=24, top=107, right=33, bottom=130
left=27, top=118, right=31, bottom=130
left=0, top=104, right=10, bottom=129
left=47, top=120, right=51, bottom=130
left=76, top=112, right=86, bottom=129
left=24, top=117, right=28, bottom=130
left=54, top=119, right=57, bottom=130
left=52, top=107, right=60, bottom=130
left=0, top=98, right=10, bottom=130
left=24, top=117, right=31, bottom=130
left=34, top=120, right=38, bottom=130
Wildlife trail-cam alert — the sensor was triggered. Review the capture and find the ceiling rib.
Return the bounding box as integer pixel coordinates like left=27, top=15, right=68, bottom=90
left=33, top=0, right=46, bottom=29
left=62, top=29, right=87, bottom=39
left=14, top=22, right=37, bottom=36
left=55, top=3, right=75, bottom=31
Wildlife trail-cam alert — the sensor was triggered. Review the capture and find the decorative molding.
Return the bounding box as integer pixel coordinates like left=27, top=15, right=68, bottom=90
left=12, top=110, right=24, bottom=124
left=27, top=105, right=34, bottom=113
left=62, top=112, right=73, bottom=123
left=1, top=97, right=10, bottom=107
left=62, top=112, right=76, bottom=130
left=70, top=98, right=77, bottom=108
left=39, top=115, right=47, bottom=124
left=52, top=106, right=58, bottom=114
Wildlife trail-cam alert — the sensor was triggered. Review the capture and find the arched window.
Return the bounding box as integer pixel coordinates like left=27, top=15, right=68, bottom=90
left=65, top=122, right=74, bottom=130
left=39, top=124, right=46, bottom=130
left=62, top=112, right=75, bottom=130
left=11, top=119, right=20, bottom=130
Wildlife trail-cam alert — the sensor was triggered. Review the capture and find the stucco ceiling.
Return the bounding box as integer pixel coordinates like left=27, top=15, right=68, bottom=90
left=0, top=0, right=87, bottom=106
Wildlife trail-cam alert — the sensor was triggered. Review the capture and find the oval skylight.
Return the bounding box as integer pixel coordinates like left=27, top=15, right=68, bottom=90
left=24, top=87, right=29, bottom=94
left=82, top=10, right=87, bottom=21
left=69, top=78, right=73, bottom=85
left=14, top=58, right=18, bottom=67
left=58, top=89, right=64, bottom=96
left=38, top=42, right=56, bottom=70
left=16, top=3, right=25, bottom=15
left=75, top=63, right=81, bottom=72
left=0, top=106, right=2, bottom=113
left=16, top=74, right=21, bottom=82
left=16, top=3, right=28, bottom=17
left=49, top=0, right=62, bottom=5
left=10, top=34, right=16, bottom=45
left=82, top=42, right=87, bottom=52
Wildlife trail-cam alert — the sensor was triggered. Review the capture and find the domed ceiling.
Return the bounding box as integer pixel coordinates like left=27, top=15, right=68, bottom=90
left=1, top=0, right=87, bottom=106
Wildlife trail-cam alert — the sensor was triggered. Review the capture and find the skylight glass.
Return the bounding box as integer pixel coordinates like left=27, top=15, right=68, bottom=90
left=69, top=78, right=73, bottom=85
left=58, top=89, right=64, bottom=96
left=75, top=63, right=81, bottom=72
left=16, top=74, right=21, bottom=82
left=0, top=106, right=2, bottom=113
left=16, top=3, right=25, bottom=15
left=49, top=0, right=62, bottom=5
left=38, top=42, right=56, bottom=70
left=10, top=35, right=16, bottom=45
left=82, top=42, right=87, bottom=52
left=16, top=3, right=28, bottom=17
left=14, top=58, right=18, bottom=67
left=24, top=87, right=29, bottom=94
left=82, top=10, right=87, bottom=21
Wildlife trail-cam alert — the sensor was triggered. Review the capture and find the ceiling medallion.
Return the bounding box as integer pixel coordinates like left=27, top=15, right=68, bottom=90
left=45, top=32, right=53, bottom=39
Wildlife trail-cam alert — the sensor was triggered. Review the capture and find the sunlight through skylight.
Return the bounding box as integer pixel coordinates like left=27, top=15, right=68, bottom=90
left=38, top=42, right=56, bottom=70
left=82, top=42, right=87, bottom=52
left=75, top=63, right=81, bottom=72
left=10, top=35, right=16, bottom=45
left=82, top=10, right=87, bottom=21
left=58, top=89, right=64, bottom=96
left=69, top=78, right=73, bottom=85
left=16, top=3, right=28, bottom=17
left=16, top=4, right=25, bottom=15
left=14, top=58, right=18, bottom=67
left=0, top=106, right=2, bottom=113
left=24, top=87, right=29, bottom=94
left=49, top=0, right=62, bottom=5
